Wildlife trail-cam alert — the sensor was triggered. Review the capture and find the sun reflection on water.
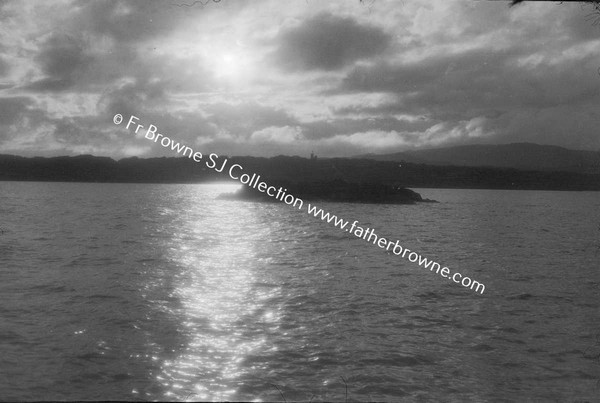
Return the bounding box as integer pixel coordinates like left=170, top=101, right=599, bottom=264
left=153, top=185, right=281, bottom=401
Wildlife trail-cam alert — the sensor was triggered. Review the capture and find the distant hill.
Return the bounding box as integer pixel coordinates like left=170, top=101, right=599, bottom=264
left=355, top=143, right=600, bottom=174
left=1, top=153, right=599, bottom=191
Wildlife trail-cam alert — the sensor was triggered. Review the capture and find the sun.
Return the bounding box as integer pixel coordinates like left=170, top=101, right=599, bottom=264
left=186, top=34, right=259, bottom=88
left=214, top=52, right=240, bottom=79
left=207, top=44, right=258, bottom=86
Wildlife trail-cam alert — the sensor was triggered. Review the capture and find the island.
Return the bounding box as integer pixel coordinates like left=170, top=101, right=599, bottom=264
left=218, top=180, right=437, bottom=204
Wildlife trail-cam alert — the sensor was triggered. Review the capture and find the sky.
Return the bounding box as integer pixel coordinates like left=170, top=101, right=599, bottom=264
left=0, top=0, right=599, bottom=159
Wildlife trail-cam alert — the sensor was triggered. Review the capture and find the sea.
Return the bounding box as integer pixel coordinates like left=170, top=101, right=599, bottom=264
left=0, top=181, right=598, bottom=402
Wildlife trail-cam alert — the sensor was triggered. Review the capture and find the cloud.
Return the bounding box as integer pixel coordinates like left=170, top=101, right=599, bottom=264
left=99, top=79, right=168, bottom=120
left=203, top=102, right=299, bottom=135
left=250, top=125, right=303, bottom=144
left=337, top=36, right=600, bottom=148
left=25, top=33, right=95, bottom=92
left=273, top=12, right=392, bottom=71
left=72, top=0, right=192, bottom=43
left=0, top=96, right=56, bottom=153
left=301, top=116, right=431, bottom=141
left=0, top=56, right=9, bottom=77
left=1, top=0, right=599, bottom=158
left=0, top=96, right=34, bottom=127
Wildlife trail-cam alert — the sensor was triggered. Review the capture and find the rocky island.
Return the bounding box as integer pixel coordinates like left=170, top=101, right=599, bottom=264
left=219, top=180, right=437, bottom=204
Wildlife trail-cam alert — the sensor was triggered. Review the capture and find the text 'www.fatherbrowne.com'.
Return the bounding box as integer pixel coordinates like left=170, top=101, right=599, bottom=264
left=113, top=113, right=486, bottom=295
left=306, top=205, right=485, bottom=294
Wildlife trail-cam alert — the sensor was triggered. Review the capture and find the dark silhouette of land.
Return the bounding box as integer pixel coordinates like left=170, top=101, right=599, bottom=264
left=0, top=152, right=599, bottom=192
left=355, top=143, right=600, bottom=174
left=218, top=180, right=437, bottom=204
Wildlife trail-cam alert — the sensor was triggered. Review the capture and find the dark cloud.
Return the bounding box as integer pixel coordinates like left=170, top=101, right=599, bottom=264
left=24, top=31, right=214, bottom=95
left=332, top=34, right=600, bottom=150
left=24, top=33, right=94, bottom=92
left=0, top=97, right=34, bottom=126
left=0, top=56, right=9, bottom=77
left=20, top=0, right=217, bottom=94
left=38, top=34, right=90, bottom=78
left=72, top=0, right=184, bottom=43
left=341, top=46, right=599, bottom=119
left=273, top=12, right=392, bottom=71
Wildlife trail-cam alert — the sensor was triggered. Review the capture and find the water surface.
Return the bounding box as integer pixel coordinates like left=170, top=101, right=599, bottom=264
left=0, top=182, right=598, bottom=401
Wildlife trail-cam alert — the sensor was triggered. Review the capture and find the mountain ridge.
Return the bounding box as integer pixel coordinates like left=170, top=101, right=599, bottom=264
left=1, top=151, right=599, bottom=191
left=354, top=143, right=600, bottom=174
